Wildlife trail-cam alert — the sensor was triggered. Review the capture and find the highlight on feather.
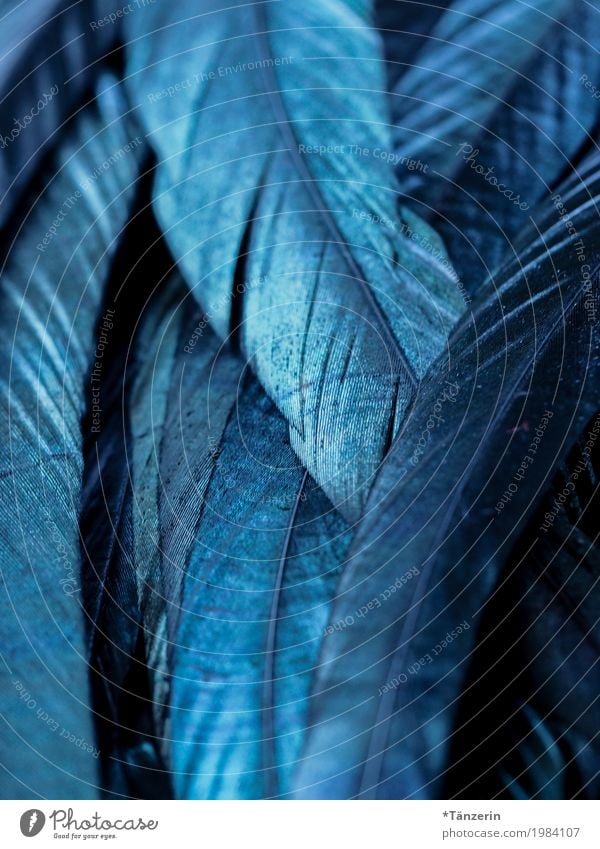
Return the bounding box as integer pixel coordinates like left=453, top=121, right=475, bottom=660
left=0, top=0, right=598, bottom=805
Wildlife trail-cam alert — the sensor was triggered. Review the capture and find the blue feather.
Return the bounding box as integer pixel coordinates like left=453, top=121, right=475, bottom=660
left=294, top=150, right=600, bottom=799
left=0, top=1, right=121, bottom=226
left=168, top=370, right=351, bottom=799
left=388, top=0, right=571, bottom=202
left=406, top=0, right=600, bottom=294
left=119, top=278, right=352, bottom=798
left=123, top=0, right=465, bottom=521
left=0, top=73, right=145, bottom=798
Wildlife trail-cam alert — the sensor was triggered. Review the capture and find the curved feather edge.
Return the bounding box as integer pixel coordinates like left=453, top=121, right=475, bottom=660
left=170, top=370, right=348, bottom=798
left=0, top=73, right=145, bottom=798
left=292, top=152, right=600, bottom=799
left=0, top=0, right=121, bottom=226
left=388, top=0, right=570, bottom=201
left=123, top=0, right=465, bottom=521
left=445, top=431, right=600, bottom=799
left=413, top=0, right=600, bottom=294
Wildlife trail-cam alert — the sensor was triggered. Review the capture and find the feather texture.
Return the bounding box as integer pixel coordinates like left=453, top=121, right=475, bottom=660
left=388, top=0, right=571, bottom=203
left=445, top=428, right=600, bottom=799
left=123, top=0, right=465, bottom=521
left=294, top=150, right=600, bottom=799
left=0, top=0, right=598, bottom=803
left=0, top=0, right=121, bottom=226
left=119, top=273, right=353, bottom=798
left=0, top=73, right=145, bottom=798
left=413, top=0, right=600, bottom=294
left=168, top=371, right=351, bottom=799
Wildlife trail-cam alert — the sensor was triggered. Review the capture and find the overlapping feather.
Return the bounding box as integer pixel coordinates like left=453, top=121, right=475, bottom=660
left=0, top=0, right=121, bottom=225
left=0, top=73, right=145, bottom=798
left=389, top=0, right=600, bottom=293
left=0, top=0, right=598, bottom=803
left=294, top=150, right=600, bottom=799
left=123, top=0, right=465, bottom=522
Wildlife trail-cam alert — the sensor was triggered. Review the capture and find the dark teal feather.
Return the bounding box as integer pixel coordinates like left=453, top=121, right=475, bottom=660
left=169, top=370, right=351, bottom=799
left=116, top=274, right=352, bottom=799
left=0, top=0, right=121, bottom=226
left=294, top=151, right=600, bottom=799
left=417, top=0, right=600, bottom=294
left=445, top=429, right=600, bottom=799
left=123, top=0, right=465, bottom=521
left=388, top=0, right=570, bottom=203
left=0, top=73, right=145, bottom=798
